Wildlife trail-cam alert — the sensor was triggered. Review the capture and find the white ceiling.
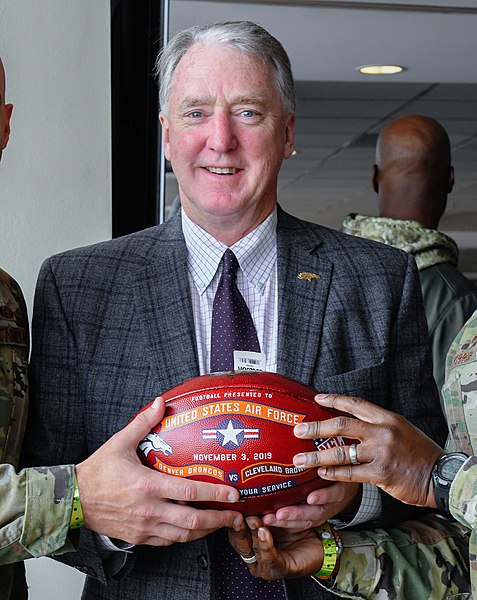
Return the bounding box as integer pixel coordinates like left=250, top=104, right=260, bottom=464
left=168, top=0, right=477, bottom=277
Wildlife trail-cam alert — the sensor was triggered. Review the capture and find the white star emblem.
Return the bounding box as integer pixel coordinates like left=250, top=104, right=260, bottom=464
left=217, top=420, right=243, bottom=447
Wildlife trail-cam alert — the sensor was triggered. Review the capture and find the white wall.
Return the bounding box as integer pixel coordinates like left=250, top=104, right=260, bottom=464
left=0, top=0, right=112, bottom=312
left=1, top=1, right=111, bottom=598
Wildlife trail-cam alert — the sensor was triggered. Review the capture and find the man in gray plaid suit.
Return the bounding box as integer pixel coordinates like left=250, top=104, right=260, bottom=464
left=22, top=21, right=446, bottom=600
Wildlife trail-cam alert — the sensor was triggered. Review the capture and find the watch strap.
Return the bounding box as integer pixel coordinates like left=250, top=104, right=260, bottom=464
left=432, top=452, right=468, bottom=514
left=314, top=522, right=342, bottom=580
left=69, top=473, right=85, bottom=530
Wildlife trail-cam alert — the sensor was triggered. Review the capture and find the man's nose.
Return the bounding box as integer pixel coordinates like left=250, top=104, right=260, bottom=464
left=206, top=113, right=238, bottom=152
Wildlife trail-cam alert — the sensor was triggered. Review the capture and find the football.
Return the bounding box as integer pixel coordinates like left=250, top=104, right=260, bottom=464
left=137, top=371, right=346, bottom=515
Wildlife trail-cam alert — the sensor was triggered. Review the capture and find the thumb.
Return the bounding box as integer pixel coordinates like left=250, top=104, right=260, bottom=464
left=114, top=397, right=165, bottom=446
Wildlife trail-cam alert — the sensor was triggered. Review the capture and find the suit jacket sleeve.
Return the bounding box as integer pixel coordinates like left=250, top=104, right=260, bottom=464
left=20, top=258, right=119, bottom=583
left=372, top=254, right=447, bottom=525
left=313, top=249, right=447, bottom=526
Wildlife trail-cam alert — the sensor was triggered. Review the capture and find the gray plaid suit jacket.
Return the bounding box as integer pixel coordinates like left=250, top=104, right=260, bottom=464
left=23, top=208, right=446, bottom=600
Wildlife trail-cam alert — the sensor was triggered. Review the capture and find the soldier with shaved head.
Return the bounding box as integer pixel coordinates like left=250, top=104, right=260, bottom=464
left=343, top=114, right=477, bottom=396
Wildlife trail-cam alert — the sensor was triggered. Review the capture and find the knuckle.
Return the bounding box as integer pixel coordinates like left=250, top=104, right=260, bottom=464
left=176, top=529, right=194, bottom=544
left=348, top=395, right=364, bottom=410
left=213, top=486, right=232, bottom=502
left=390, top=414, right=408, bottom=434
left=133, top=502, right=156, bottom=522
left=302, top=451, right=320, bottom=467
left=335, top=415, right=351, bottom=431
left=325, top=393, right=340, bottom=408
left=137, top=476, right=155, bottom=496
left=260, top=559, right=283, bottom=580
left=182, top=510, right=201, bottom=531
left=304, top=421, right=321, bottom=436
left=181, top=482, right=199, bottom=502
left=376, top=461, right=394, bottom=483
left=343, top=466, right=354, bottom=480
left=325, top=465, right=354, bottom=481
left=332, top=445, right=347, bottom=463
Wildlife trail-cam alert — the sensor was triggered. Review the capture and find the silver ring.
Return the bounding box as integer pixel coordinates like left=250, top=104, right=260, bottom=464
left=240, top=554, right=257, bottom=564
left=349, top=443, right=360, bottom=465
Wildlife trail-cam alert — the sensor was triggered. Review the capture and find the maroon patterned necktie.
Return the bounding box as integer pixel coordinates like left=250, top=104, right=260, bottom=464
left=211, top=250, right=286, bottom=599
left=210, top=249, right=260, bottom=373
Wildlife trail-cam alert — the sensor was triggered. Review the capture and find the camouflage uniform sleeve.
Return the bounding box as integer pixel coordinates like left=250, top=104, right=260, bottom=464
left=0, top=463, right=76, bottom=564
left=450, top=457, right=477, bottom=532
left=0, top=268, right=29, bottom=469
left=0, top=269, right=76, bottom=567
left=316, top=514, right=471, bottom=599
left=449, top=458, right=477, bottom=597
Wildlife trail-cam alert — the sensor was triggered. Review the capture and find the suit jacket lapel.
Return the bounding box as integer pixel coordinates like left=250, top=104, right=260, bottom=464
left=277, top=211, right=333, bottom=385
left=133, top=216, right=200, bottom=392
left=130, top=210, right=333, bottom=391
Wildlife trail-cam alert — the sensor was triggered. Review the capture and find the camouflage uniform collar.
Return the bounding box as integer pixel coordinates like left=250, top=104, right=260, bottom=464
left=342, top=213, right=459, bottom=271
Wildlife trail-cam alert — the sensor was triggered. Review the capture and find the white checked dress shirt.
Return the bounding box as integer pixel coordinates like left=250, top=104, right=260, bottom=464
left=182, top=209, right=278, bottom=375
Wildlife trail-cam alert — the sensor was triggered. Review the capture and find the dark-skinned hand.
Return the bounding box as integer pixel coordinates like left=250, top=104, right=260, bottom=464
left=228, top=516, right=323, bottom=580
left=293, top=393, right=444, bottom=508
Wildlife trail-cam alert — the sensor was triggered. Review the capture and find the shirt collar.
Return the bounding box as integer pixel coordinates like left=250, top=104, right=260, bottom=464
left=182, top=209, right=277, bottom=295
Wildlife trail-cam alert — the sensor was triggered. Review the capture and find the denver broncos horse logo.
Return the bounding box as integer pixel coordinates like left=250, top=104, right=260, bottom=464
left=139, top=432, right=173, bottom=457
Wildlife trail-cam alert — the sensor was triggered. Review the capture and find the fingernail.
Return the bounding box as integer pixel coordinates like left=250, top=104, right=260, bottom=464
left=294, top=454, right=306, bottom=467
left=258, top=527, right=267, bottom=541
left=233, top=516, right=243, bottom=530
left=151, top=397, right=161, bottom=409
left=228, top=490, right=238, bottom=502
left=294, top=423, right=307, bottom=437
left=315, top=394, right=330, bottom=402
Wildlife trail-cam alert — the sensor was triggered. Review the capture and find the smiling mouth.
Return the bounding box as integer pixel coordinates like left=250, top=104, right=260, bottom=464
left=204, top=167, right=240, bottom=175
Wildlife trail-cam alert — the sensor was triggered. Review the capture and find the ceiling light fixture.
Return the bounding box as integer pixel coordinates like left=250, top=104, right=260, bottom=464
left=357, top=65, right=405, bottom=75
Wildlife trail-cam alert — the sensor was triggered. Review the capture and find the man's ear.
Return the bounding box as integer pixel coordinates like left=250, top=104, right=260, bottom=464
left=159, top=112, right=171, bottom=160
left=283, top=112, right=296, bottom=159
left=1, top=103, right=13, bottom=150
left=447, top=166, right=455, bottom=194
left=372, top=164, right=379, bottom=194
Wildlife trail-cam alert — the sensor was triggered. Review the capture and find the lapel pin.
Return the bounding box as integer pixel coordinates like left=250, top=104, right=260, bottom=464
left=297, top=272, right=321, bottom=282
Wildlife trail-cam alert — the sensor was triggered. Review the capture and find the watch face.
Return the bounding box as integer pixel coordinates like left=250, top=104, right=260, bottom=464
left=437, top=454, right=467, bottom=481
left=433, top=453, right=468, bottom=514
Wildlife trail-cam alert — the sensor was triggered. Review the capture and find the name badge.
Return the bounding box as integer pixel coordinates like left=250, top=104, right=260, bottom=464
left=234, top=351, right=265, bottom=372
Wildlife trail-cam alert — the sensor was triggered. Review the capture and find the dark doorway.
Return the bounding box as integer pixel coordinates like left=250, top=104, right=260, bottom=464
left=111, top=0, right=164, bottom=237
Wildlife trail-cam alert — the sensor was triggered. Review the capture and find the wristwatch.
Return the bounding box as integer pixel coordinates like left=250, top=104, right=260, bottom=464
left=432, top=452, right=468, bottom=513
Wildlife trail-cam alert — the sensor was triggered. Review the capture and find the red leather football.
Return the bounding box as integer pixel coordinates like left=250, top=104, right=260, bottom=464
left=137, top=371, right=345, bottom=515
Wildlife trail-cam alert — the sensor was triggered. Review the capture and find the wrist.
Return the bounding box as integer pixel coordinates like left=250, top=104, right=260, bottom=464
left=69, top=470, right=85, bottom=530
left=427, top=473, right=438, bottom=509
left=313, top=522, right=342, bottom=580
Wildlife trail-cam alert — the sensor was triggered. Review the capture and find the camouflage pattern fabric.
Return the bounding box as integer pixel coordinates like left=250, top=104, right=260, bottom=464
left=322, top=514, right=470, bottom=599
left=445, top=309, right=477, bottom=598
left=0, top=267, right=29, bottom=467
left=318, top=311, right=477, bottom=599
left=0, top=268, right=75, bottom=600
left=341, top=214, right=458, bottom=271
